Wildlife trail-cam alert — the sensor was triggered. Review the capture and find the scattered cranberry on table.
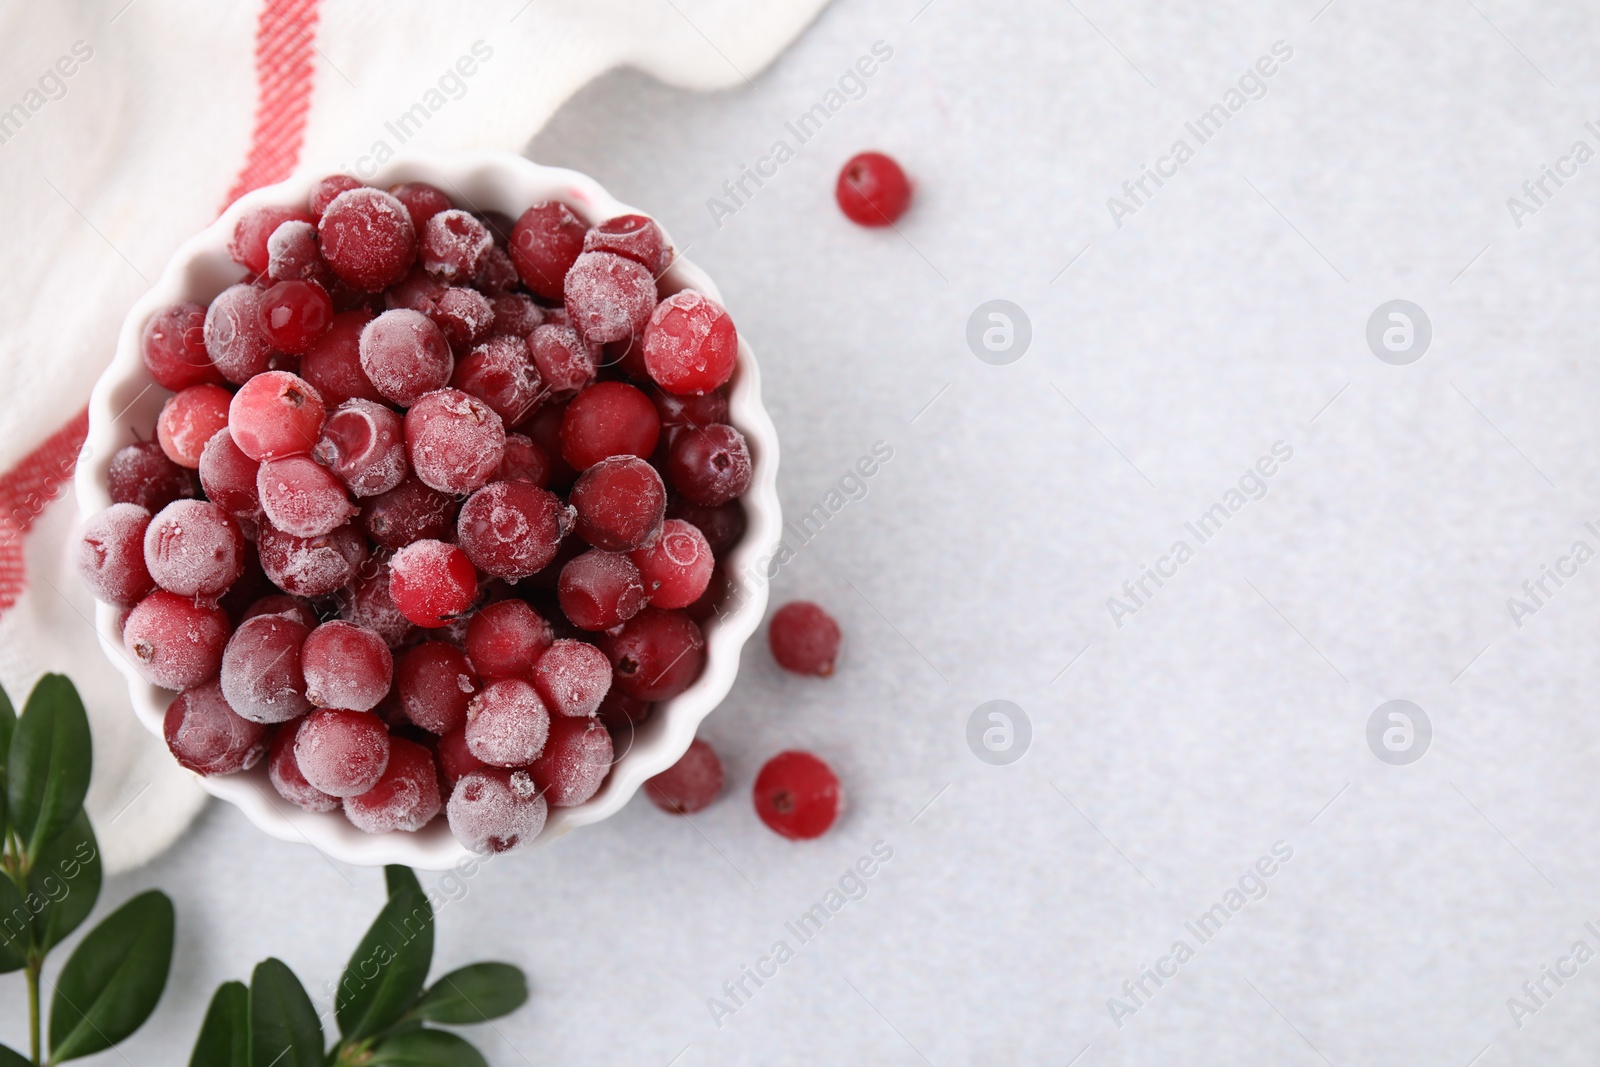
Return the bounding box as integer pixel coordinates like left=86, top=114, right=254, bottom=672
left=753, top=750, right=842, bottom=840
left=645, top=737, right=724, bottom=815
left=836, top=151, right=912, bottom=227
left=769, top=600, right=842, bottom=676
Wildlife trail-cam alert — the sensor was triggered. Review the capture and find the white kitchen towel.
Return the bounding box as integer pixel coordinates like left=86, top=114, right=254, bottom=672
left=0, top=0, right=828, bottom=874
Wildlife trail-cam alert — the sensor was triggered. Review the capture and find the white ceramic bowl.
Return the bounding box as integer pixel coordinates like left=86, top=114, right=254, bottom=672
left=75, top=153, right=781, bottom=869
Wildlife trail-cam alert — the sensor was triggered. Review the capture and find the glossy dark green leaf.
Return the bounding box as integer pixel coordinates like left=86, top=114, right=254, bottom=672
left=9, top=674, right=91, bottom=861
left=336, top=867, right=433, bottom=1042
left=0, top=872, right=27, bottom=974
left=368, top=1029, right=488, bottom=1067
left=48, top=890, right=174, bottom=1062
left=30, top=809, right=101, bottom=954
left=0, top=680, right=16, bottom=831
left=189, top=981, right=248, bottom=1067
left=410, top=963, right=527, bottom=1024
left=0, top=1041, right=29, bottom=1067
left=249, top=958, right=324, bottom=1067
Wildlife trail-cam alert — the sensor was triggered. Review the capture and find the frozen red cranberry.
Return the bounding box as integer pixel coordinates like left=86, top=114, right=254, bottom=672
left=257, top=522, right=367, bottom=597
left=510, top=201, right=587, bottom=302
left=563, top=252, right=656, bottom=344
left=769, top=601, right=842, bottom=676
left=630, top=519, right=712, bottom=609
left=144, top=499, right=245, bottom=598
left=642, top=291, right=737, bottom=396
left=464, top=600, right=553, bottom=680
left=229, top=370, right=326, bottom=461
left=489, top=293, right=543, bottom=337
left=652, top=387, right=728, bottom=436
left=309, top=175, right=363, bottom=219
left=465, top=678, right=550, bottom=767
left=77, top=504, right=154, bottom=606
left=456, top=481, right=570, bottom=580
left=344, top=736, right=441, bottom=833
left=668, top=424, right=751, bottom=506
left=526, top=323, right=597, bottom=402
left=474, top=244, right=520, bottom=294
left=754, top=751, right=842, bottom=839
left=437, top=725, right=486, bottom=787
left=268, top=726, right=339, bottom=812
left=142, top=302, right=223, bottom=390
left=313, top=399, right=407, bottom=497
left=644, top=737, right=723, bottom=814
left=389, top=539, right=478, bottom=628
left=558, top=550, right=646, bottom=632
left=241, top=593, right=318, bottom=628
left=478, top=210, right=516, bottom=248
left=836, top=151, right=912, bottom=227
left=405, top=388, right=505, bottom=494
left=294, top=708, right=390, bottom=797
left=683, top=563, right=728, bottom=624
left=395, top=641, right=477, bottom=734
left=522, top=402, right=578, bottom=490
left=318, top=187, right=417, bottom=291
left=204, top=284, right=276, bottom=385
left=388, top=181, right=452, bottom=229
left=570, top=455, right=665, bottom=551
left=528, top=716, right=611, bottom=807
left=302, top=620, right=393, bottom=711
left=361, top=476, right=457, bottom=550
left=531, top=639, right=612, bottom=718
left=109, top=442, right=198, bottom=512
left=157, top=384, right=231, bottom=469
left=667, top=498, right=745, bottom=557
left=266, top=220, right=333, bottom=285
left=258, top=455, right=356, bottom=538
left=257, top=279, right=334, bottom=354
left=420, top=209, right=492, bottom=283
left=230, top=205, right=313, bottom=274
left=448, top=767, right=546, bottom=853
left=219, top=612, right=311, bottom=723
left=124, top=590, right=230, bottom=690
left=359, top=309, right=453, bottom=407
left=217, top=544, right=273, bottom=619
left=559, top=382, right=659, bottom=471
left=199, top=430, right=262, bottom=519
left=385, top=265, right=448, bottom=315
left=164, top=680, right=268, bottom=775
left=584, top=214, right=670, bottom=274
left=597, top=689, right=651, bottom=732
left=495, top=433, right=550, bottom=487
left=600, top=608, right=705, bottom=701
left=301, top=309, right=383, bottom=407
left=337, top=559, right=417, bottom=648
left=431, top=286, right=494, bottom=352
left=451, top=335, right=542, bottom=425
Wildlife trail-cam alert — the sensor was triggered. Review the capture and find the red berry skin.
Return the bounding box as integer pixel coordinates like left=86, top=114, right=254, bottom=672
left=597, top=689, right=652, bottom=732
left=313, top=399, right=408, bottom=498
left=318, top=187, right=418, bottom=292
left=144, top=499, right=246, bottom=599
left=219, top=613, right=312, bottom=724
left=667, top=498, right=745, bottom=558
left=630, top=519, right=713, bottom=609
left=405, top=388, right=506, bottom=495
left=496, top=433, right=551, bottom=488
left=527, top=715, right=612, bottom=807
left=257, top=455, right=357, bottom=538
left=652, top=387, right=728, bottom=436
left=768, top=601, right=842, bottom=677
left=124, top=590, right=231, bottom=690
left=836, top=151, right=912, bottom=227
left=229, top=370, right=327, bottom=461
left=753, top=751, right=842, bottom=839
left=510, top=201, right=588, bottom=302
left=230, top=205, right=314, bottom=274
left=451, top=334, right=543, bottom=425
left=268, top=725, right=340, bottom=812
left=359, top=309, right=454, bottom=407
left=489, top=293, right=544, bottom=337
left=683, top=563, right=728, bottom=624
left=465, top=678, right=550, bottom=767
left=599, top=608, right=705, bottom=702
left=642, top=291, right=738, bottom=396
left=164, top=680, right=269, bottom=776
left=447, top=767, right=546, bottom=853
left=563, top=251, right=657, bottom=344
left=108, top=442, right=198, bottom=513
left=644, top=737, right=722, bottom=814
left=344, top=736, right=442, bottom=834
left=531, top=639, right=612, bottom=718
left=432, top=287, right=495, bottom=353
left=667, top=424, right=752, bottom=507
left=361, top=476, right=457, bottom=551
left=302, top=620, right=393, bottom=711
left=204, top=284, right=276, bottom=385
left=558, top=550, right=647, bottom=632
left=559, top=382, right=660, bottom=471
left=257, top=279, right=334, bottom=354
left=385, top=265, right=448, bottom=316
left=388, top=182, right=453, bottom=229
left=437, top=725, right=486, bottom=787
left=267, top=220, right=334, bottom=286
left=338, top=559, right=418, bottom=649
left=143, top=302, right=224, bottom=390
left=301, top=309, right=384, bottom=407
left=583, top=214, right=671, bottom=274
left=257, top=522, right=367, bottom=598
left=570, top=456, right=665, bottom=551
left=157, top=384, right=232, bottom=469
left=456, top=481, right=571, bottom=581
left=240, top=593, right=318, bottom=629
left=77, top=504, right=155, bottom=606
left=294, top=708, right=391, bottom=797
left=464, top=600, right=553, bottom=681
left=309, top=175, right=363, bottom=220
left=199, top=429, right=263, bottom=520
left=389, top=539, right=478, bottom=628
left=396, top=641, right=478, bottom=734
left=420, top=209, right=493, bottom=283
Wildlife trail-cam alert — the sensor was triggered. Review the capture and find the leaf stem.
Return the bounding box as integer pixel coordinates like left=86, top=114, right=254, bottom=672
left=25, top=957, right=39, bottom=1066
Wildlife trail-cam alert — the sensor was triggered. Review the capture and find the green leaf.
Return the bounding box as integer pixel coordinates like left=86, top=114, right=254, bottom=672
left=336, top=868, right=434, bottom=1042
left=368, top=1029, right=488, bottom=1067
left=47, top=889, right=174, bottom=1062
left=9, top=674, right=91, bottom=861
left=410, top=963, right=527, bottom=1025
left=248, top=958, right=323, bottom=1067
left=0, top=680, right=17, bottom=830
left=189, top=981, right=248, bottom=1067
left=0, top=1041, right=30, bottom=1067
left=30, top=810, right=101, bottom=954
left=0, top=872, right=29, bottom=974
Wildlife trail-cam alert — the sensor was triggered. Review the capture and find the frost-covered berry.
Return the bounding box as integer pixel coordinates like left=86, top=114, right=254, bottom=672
left=359, top=309, right=453, bottom=407
left=268, top=726, right=339, bottom=812
left=563, top=251, right=656, bottom=344
left=293, top=708, right=390, bottom=797
left=527, top=715, right=612, bottom=807
left=318, top=187, right=417, bottom=292
left=220, top=612, right=311, bottom=724
left=344, top=737, right=441, bottom=834
left=361, top=476, right=457, bottom=551
left=313, top=399, right=407, bottom=497
left=642, top=290, right=737, bottom=396
left=199, top=429, right=263, bottom=519
left=256, top=522, right=367, bottom=597
left=583, top=214, right=670, bottom=274
left=463, top=600, right=553, bottom=681
left=164, top=680, right=269, bottom=776
left=768, top=601, right=842, bottom=676
left=455, top=481, right=569, bottom=580
left=558, top=549, right=646, bottom=632
left=420, top=209, right=493, bottom=283
left=258, top=455, right=357, bottom=538
left=395, top=641, right=477, bottom=735
left=447, top=768, right=546, bottom=853
left=77, top=504, right=155, bottom=606
left=302, top=620, right=393, bottom=711
left=204, top=284, right=276, bottom=385
left=526, top=323, right=597, bottom=402
left=644, top=737, right=723, bottom=814
left=464, top=678, right=549, bottom=767
left=667, top=423, right=751, bottom=507
left=144, top=500, right=246, bottom=599
left=570, top=455, right=665, bottom=551
left=629, top=519, right=713, bottom=609
left=143, top=302, right=224, bottom=390
left=302, top=309, right=384, bottom=407
left=124, top=590, right=231, bottom=690
left=108, top=442, right=198, bottom=513
left=451, top=334, right=542, bottom=426
left=157, top=385, right=232, bottom=469
left=510, top=201, right=587, bottom=302
left=388, top=539, right=478, bottom=628
left=231, top=205, right=313, bottom=274
left=405, top=388, right=505, bottom=495
left=531, top=639, right=612, bottom=718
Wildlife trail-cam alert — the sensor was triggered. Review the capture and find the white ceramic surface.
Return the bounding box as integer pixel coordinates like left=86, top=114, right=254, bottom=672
left=74, top=153, right=781, bottom=870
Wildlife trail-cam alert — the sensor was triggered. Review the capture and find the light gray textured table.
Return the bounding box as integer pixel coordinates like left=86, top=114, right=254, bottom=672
left=20, top=1, right=1600, bottom=1063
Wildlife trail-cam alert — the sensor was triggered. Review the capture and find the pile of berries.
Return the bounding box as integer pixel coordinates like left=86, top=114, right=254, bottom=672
left=78, top=175, right=754, bottom=854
